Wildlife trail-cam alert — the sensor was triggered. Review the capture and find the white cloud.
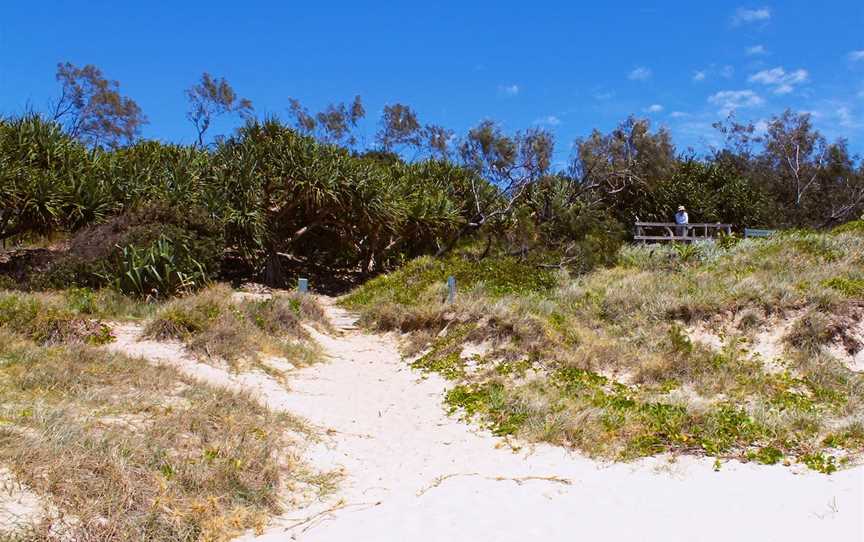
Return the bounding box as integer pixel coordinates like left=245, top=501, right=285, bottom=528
left=731, top=7, right=771, bottom=26
left=644, top=104, right=664, bottom=113
left=798, top=110, right=823, bottom=119
left=628, top=67, right=652, bottom=81
left=836, top=107, right=853, bottom=127
left=708, top=90, right=765, bottom=114
left=849, top=50, right=864, bottom=62
left=748, top=67, right=809, bottom=94
left=499, top=84, right=520, bottom=96
left=535, top=115, right=561, bottom=126
left=746, top=45, right=767, bottom=56
left=594, top=90, right=615, bottom=100
left=832, top=106, right=862, bottom=128
left=753, top=119, right=769, bottom=135
left=694, top=65, right=733, bottom=82
left=670, top=111, right=690, bottom=118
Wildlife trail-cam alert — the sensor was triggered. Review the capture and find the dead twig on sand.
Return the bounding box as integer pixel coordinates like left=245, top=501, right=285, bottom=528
left=416, top=473, right=572, bottom=497
left=282, top=500, right=383, bottom=537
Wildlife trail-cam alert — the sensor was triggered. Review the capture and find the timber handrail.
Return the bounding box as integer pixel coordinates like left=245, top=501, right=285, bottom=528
left=634, top=222, right=732, bottom=243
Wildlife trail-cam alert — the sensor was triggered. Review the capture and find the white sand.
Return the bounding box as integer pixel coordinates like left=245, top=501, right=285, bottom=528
left=107, top=324, right=294, bottom=412
left=251, top=301, right=864, bottom=542
left=108, top=301, right=864, bottom=542
left=0, top=467, right=45, bottom=534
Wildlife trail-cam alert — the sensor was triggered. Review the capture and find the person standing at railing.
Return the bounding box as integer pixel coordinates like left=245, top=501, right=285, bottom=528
left=674, top=205, right=689, bottom=237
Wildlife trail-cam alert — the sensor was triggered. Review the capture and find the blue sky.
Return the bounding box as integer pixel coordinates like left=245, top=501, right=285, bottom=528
left=2, top=1, right=863, bottom=163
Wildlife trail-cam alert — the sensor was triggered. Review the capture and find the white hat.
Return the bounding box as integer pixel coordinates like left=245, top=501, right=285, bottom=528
left=677, top=205, right=686, bottom=211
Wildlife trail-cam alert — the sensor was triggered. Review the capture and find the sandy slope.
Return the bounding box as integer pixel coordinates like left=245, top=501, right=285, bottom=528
left=109, top=299, right=864, bottom=542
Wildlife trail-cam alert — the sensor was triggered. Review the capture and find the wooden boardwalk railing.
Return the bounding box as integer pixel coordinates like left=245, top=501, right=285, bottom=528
left=634, top=222, right=732, bottom=242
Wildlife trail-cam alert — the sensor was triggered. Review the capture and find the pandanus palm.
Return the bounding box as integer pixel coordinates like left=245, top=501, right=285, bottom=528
left=0, top=114, right=93, bottom=241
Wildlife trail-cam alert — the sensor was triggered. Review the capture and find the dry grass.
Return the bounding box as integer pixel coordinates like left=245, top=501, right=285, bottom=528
left=145, top=285, right=326, bottom=374
left=0, top=329, right=325, bottom=541
left=346, top=226, right=864, bottom=470
left=0, top=290, right=116, bottom=346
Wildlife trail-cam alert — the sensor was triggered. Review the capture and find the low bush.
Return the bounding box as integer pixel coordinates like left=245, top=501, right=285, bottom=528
left=0, top=291, right=113, bottom=345
left=145, top=285, right=325, bottom=372
left=343, top=247, right=559, bottom=310
left=785, top=311, right=837, bottom=352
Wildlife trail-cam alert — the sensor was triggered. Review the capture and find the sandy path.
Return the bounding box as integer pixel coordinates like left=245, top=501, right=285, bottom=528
left=108, top=300, right=864, bottom=542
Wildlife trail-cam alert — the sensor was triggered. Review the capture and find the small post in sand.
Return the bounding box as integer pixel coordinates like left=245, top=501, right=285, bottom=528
left=447, top=276, right=456, bottom=304
left=298, top=278, right=309, bottom=294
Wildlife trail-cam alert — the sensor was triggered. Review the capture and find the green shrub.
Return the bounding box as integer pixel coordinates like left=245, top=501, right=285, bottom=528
left=830, top=219, right=864, bottom=235
left=0, top=291, right=113, bottom=345
left=345, top=249, right=558, bottom=308
left=821, top=277, right=864, bottom=298
left=747, top=446, right=784, bottom=465
left=40, top=203, right=223, bottom=298
left=800, top=452, right=838, bottom=474
left=106, top=232, right=210, bottom=297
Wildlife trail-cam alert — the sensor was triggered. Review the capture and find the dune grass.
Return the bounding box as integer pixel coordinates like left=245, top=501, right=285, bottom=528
left=145, top=284, right=327, bottom=375
left=0, top=290, right=118, bottom=346
left=0, top=329, right=326, bottom=541
left=344, top=226, right=864, bottom=471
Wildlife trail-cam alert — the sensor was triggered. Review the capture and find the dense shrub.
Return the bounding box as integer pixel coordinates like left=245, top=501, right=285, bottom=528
left=41, top=203, right=222, bottom=297
left=344, top=246, right=560, bottom=309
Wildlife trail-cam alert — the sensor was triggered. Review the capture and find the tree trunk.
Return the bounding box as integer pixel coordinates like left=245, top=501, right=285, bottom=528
left=261, top=252, right=288, bottom=287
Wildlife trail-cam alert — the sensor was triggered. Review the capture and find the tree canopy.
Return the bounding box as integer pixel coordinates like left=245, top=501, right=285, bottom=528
left=2, top=62, right=863, bottom=292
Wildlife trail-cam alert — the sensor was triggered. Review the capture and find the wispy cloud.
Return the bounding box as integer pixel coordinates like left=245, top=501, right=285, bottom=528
left=499, top=84, right=520, bottom=96
left=731, top=7, right=771, bottom=26
left=594, top=90, right=615, bottom=100
left=849, top=50, right=864, bottom=62
left=535, top=115, right=561, bottom=126
left=834, top=106, right=862, bottom=129
left=801, top=101, right=864, bottom=135
left=644, top=104, right=664, bottom=113
left=836, top=107, right=853, bottom=127
left=628, top=67, right=652, bottom=81
left=753, top=119, right=769, bottom=135
left=708, top=90, right=765, bottom=114
left=746, top=45, right=767, bottom=56
left=693, top=65, right=733, bottom=82
left=670, top=111, right=690, bottom=118
left=748, top=67, right=809, bottom=94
